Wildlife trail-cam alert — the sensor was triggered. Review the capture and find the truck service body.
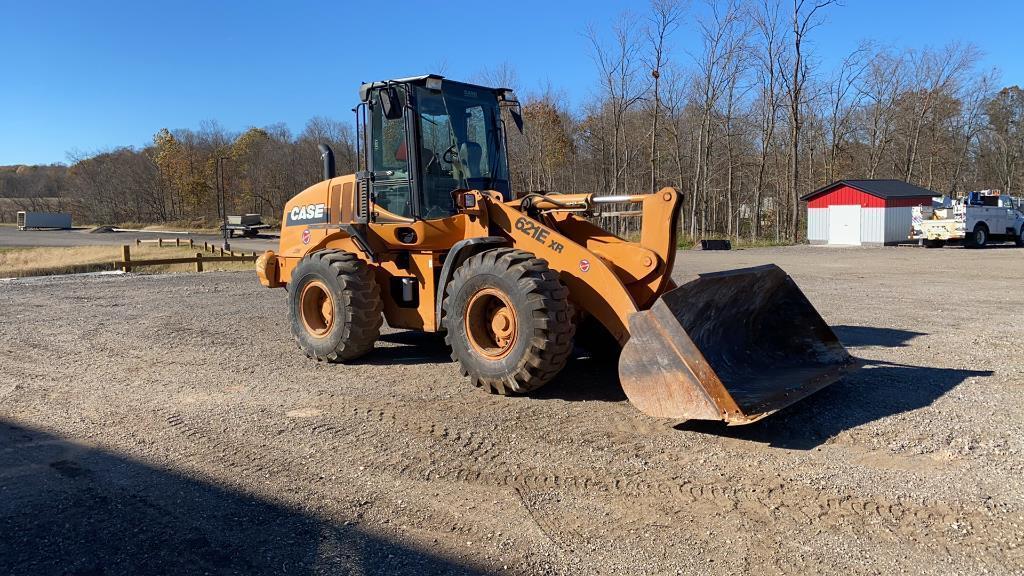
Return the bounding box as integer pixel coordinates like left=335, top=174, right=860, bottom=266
left=910, top=191, right=1024, bottom=248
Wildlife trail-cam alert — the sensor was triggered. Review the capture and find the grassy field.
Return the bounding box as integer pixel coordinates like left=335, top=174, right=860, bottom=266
left=0, top=245, right=255, bottom=278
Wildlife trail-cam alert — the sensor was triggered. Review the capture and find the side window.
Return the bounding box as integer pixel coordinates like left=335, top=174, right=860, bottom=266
left=463, top=106, right=489, bottom=179
left=370, top=92, right=412, bottom=218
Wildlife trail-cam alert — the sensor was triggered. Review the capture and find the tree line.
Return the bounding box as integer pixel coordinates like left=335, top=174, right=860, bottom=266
left=0, top=118, right=357, bottom=226
left=2, top=0, right=1023, bottom=241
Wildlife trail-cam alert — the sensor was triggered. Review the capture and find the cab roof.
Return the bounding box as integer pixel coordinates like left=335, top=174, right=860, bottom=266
left=358, top=74, right=509, bottom=102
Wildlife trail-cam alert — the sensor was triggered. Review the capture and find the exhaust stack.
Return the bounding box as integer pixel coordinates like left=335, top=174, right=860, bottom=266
left=318, top=143, right=336, bottom=181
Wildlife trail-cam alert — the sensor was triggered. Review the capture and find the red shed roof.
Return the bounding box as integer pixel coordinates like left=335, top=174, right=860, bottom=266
left=801, top=179, right=937, bottom=202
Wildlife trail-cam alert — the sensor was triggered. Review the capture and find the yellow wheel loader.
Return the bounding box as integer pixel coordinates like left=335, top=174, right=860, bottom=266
left=257, top=74, right=859, bottom=424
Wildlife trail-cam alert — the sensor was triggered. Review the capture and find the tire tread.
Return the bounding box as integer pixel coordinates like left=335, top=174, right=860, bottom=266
left=442, top=248, right=575, bottom=394
left=290, top=249, right=382, bottom=362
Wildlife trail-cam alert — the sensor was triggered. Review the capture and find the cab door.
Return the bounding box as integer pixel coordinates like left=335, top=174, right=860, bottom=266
left=369, top=89, right=415, bottom=220
left=1001, top=196, right=1016, bottom=234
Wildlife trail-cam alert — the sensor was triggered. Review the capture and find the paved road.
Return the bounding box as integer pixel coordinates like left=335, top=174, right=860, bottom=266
left=1, top=245, right=1022, bottom=575
left=0, top=225, right=278, bottom=252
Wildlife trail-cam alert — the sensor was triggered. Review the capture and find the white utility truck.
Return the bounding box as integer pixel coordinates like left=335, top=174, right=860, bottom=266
left=910, top=191, right=1024, bottom=248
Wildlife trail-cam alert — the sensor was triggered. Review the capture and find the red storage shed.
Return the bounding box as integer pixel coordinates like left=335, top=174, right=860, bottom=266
left=801, top=179, right=937, bottom=245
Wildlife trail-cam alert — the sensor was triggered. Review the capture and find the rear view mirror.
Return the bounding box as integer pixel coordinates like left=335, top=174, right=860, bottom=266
left=509, top=106, right=524, bottom=133
left=380, top=86, right=403, bottom=120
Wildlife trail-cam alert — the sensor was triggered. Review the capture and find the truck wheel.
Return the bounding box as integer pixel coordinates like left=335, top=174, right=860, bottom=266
left=443, top=248, right=575, bottom=394
left=967, top=224, right=988, bottom=249
left=1016, top=227, right=1024, bottom=247
left=289, top=250, right=382, bottom=362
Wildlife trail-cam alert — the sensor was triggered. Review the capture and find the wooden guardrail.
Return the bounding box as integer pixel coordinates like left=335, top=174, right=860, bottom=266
left=135, top=237, right=254, bottom=257
left=136, top=237, right=195, bottom=248
left=116, top=244, right=258, bottom=272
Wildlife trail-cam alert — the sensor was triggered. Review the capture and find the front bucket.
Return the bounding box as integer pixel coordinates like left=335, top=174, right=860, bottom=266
left=619, top=264, right=859, bottom=424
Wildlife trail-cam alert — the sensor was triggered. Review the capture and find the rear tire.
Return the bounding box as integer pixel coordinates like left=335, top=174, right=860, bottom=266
left=966, top=224, right=988, bottom=249
left=443, top=248, right=575, bottom=394
left=1016, top=227, right=1024, bottom=247
left=289, top=250, right=382, bottom=362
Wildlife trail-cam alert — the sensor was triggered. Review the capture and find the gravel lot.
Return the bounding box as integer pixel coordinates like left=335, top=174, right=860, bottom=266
left=1, top=245, right=1022, bottom=575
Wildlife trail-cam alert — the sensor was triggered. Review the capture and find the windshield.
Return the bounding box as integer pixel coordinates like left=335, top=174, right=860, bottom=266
left=415, top=85, right=510, bottom=218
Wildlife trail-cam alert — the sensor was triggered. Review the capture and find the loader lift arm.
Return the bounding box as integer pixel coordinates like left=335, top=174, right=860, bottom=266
left=477, top=187, right=682, bottom=345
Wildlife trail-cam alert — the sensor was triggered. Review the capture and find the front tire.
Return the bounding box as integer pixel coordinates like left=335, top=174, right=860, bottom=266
left=443, top=248, right=575, bottom=394
left=289, top=250, right=382, bottom=362
left=1015, top=226, right=1024, bottom=247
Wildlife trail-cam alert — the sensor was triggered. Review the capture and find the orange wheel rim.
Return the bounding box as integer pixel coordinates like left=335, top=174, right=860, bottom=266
left=464, top=288, right=517, bottom=360
left=299, top=280, right=334, bottom=337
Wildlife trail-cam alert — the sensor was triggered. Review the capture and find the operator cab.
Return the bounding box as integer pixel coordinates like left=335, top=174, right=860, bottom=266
left=356, top=74, right=522, bottom=221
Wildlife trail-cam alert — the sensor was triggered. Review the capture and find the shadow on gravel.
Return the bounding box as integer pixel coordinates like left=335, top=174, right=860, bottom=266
left=357, top=331, right=453, bottom=366
left=833, top=325, right=926, bottom=348
left=678, top=360, right=993, bottom=450
left=531, top=353, right=628, bottom=403
left=362, top=330, right=630, bottom=402
left=0, top=420, right=487, bottom=576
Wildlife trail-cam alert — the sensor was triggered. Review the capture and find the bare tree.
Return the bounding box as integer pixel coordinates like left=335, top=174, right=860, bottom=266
left=781, top=0, right=836, bottom=241
left=945, top=71, right=995, bottom=194
left=587, top=14, right=647, bottom=195
left=858, top=49, right=905, bottom=178
left=750, top=0, right=784, bottom=239
left=900, top=43, right=980, bottom=182
left=820, top=43, right=870, bottom=183
left=645, top=0, right=685, bottom=193
left=688, top=0, right=746, bottom=237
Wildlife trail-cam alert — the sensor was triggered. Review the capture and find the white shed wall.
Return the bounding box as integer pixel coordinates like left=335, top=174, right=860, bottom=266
left=807, top=208, right=828, bottom=243
left=884, top=206, right=913, bottom=244
left=860, top=207, right=885, bottom=244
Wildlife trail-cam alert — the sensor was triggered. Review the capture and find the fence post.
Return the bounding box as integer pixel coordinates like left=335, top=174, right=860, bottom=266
left=219, top=247, right=224, bottom=257
left=122, top=245, right=132, bottom=273
left=135, top=238, right=140, bottom=246
left=175, top=238, right=180, bottom=247
left=158, top=238, right=163, bottom=247
left=195, top=253, right=204, bottom=273
left=189, top=238, right=194, bottom=248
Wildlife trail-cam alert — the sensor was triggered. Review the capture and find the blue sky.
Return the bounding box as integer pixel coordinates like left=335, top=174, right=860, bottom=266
left=1, top=0, right=1021, bottom=165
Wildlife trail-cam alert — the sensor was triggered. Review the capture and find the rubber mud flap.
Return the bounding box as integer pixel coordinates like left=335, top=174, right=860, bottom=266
left=618, top=264, right=861, bottom=424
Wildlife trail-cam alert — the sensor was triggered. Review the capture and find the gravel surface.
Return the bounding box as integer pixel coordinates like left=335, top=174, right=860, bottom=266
left=1, top=244, right=1022, bottom=575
